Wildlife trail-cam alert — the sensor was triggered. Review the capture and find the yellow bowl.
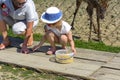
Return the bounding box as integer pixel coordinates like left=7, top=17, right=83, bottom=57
left=55, top=49, right=74, bottom=64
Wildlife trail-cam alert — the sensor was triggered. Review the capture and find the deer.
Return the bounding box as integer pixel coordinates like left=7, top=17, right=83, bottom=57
left=71, top=0, right=109, bottom=41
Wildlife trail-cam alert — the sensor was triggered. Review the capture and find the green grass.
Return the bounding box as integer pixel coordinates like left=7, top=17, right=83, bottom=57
left=6, top=28, right=120, bottom=53
left=75, top=40, right=120, bottom=53
left=0, top=63, right=68, bottom=80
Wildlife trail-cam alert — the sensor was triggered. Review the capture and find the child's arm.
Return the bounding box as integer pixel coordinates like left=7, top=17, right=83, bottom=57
left=32, top=35, right=47, bottom=51
left=66, top=31, right=76, bottom=54
left=32, top=25, right=49, bottom=51
left=32, top=35, right=46, bottom=51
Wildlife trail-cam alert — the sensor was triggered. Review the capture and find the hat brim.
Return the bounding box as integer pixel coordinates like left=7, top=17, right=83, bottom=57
left=41, top=12, right=63, bottom=24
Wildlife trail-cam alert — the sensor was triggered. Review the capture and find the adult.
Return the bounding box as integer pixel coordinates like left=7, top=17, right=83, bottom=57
left=0, top=0, right=39, bottom=53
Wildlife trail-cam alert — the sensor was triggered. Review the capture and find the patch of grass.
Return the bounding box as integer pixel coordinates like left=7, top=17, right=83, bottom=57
left=33, top=33, right=42, bottom=41
left=75, top=40, right=120, bottom=53
left=0, top=63, right=68, bottom=80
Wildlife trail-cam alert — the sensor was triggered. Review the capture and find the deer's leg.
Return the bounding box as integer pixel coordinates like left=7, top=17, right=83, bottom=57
left=71, top=0, right=82, bottom=30
left=93, top=23, right=98, bottom=34
left=86, top=5, right=93, bottom=41
left=96, top=9, right=102, bottom=41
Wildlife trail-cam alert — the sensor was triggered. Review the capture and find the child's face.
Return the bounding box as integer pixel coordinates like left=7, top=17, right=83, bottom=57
left=47, top=23, right=57, bottom=27
left=47, top=20, right=61, bottom=28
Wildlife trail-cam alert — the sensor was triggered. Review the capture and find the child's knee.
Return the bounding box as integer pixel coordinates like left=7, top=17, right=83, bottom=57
left=47, top=31, right=55, bottom=37
left=60, top=35, right=68, bottom=43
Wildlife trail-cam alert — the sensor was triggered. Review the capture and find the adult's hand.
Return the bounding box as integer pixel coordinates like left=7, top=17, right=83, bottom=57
left=21, top=46, right=29, bottom=54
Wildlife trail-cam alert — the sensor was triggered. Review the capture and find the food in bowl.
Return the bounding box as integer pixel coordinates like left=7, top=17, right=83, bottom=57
left=55, top=49, right=74, bottom=64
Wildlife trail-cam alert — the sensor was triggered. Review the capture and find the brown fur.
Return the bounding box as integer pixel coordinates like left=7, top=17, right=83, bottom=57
left=71, top=0, right=109, bottom=41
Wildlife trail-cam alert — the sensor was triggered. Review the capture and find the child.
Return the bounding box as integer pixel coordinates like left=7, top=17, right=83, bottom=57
left=32, top=7, right=76, bottom=55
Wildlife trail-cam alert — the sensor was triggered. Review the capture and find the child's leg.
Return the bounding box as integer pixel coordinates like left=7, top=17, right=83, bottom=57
left=46, top=31, right=59, bottom=49
left=46, top=31, right=59, bottom=54
left=59, top=35, right=68, bottom=49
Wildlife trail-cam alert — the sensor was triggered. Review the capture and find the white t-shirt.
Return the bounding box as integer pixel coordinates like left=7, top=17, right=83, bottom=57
left=45, top=21, right=72, bottom=37
left=0, top=0, right=38, bottom=22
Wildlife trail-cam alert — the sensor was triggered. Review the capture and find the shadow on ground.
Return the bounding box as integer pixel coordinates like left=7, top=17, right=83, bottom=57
left=0, top=36, right=63, bottom=54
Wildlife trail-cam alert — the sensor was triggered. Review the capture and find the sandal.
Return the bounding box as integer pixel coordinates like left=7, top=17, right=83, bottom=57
left=0, top=42, right=11, bottom=50
left=46, top=48, right=56, bottom=55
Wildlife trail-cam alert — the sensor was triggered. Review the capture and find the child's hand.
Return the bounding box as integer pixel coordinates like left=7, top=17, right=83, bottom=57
left=32, top=45, right=40, bottom=51
left=71, top=48, right=76, bottom=54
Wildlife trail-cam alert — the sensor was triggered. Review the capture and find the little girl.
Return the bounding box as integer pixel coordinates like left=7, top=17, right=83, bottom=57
left=32, top=7, right=76, bottom=55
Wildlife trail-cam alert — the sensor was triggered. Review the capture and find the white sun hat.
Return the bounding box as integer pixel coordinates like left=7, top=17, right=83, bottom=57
left=41, top=7, right=63, bottom=24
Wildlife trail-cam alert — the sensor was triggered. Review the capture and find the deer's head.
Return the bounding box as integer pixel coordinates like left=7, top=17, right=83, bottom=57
left=99, top=0, right=109, bottom=19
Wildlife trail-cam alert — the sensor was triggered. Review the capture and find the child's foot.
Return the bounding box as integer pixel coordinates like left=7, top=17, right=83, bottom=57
left=0, top=41, right=11, bottom=50
left=46, top=48, right=56, bottom=55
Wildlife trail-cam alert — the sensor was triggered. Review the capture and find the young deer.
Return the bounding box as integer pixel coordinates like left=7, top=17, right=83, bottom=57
left=71, top=0, right=109, bottom=41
